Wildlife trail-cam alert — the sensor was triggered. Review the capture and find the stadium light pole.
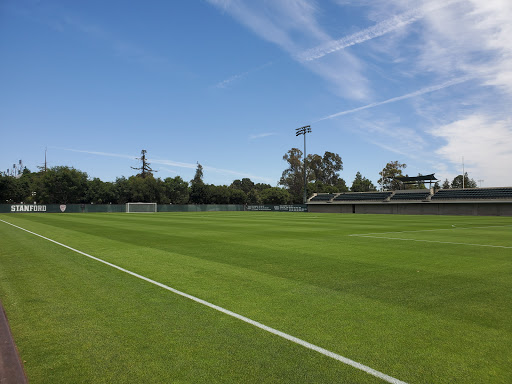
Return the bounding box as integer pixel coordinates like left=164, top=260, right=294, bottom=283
left=296, top=125, right=312, bottom=204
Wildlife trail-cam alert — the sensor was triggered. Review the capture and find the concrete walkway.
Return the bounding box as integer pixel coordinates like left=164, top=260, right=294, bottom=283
left=0, top=301, right=27, bottom=384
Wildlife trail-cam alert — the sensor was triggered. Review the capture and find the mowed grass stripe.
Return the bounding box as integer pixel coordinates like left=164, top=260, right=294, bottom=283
left=1, top=213, right=512, bottom=383
left=1, top=218, right=407, bottom=384
left=0, top=218, right=387, bottom=384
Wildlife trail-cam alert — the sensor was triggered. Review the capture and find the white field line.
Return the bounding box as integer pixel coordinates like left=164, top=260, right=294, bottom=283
left=0, top=219, right=407, bottom=384
left=349, top=225, right=512, bottom=249
left=349, top=224, right=512, bottom=237
left=350, top=235, right=512, bottom=249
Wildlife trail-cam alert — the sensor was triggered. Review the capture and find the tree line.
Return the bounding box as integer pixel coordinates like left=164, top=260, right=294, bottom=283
left=0, top=149, right=478, bottom=205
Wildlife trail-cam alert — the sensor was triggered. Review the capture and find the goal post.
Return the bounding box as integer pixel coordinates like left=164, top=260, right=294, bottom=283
left=126, top=202, right=157, bottom=213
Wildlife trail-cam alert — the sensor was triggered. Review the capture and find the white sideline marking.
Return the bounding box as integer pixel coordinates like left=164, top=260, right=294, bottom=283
left=349, top=224, right=512, bottom=237
left=350, top=235, right=512, bottom=249
left=0, top=219, right=407, bottom=384
left=349, top=224, right=512, bottom=248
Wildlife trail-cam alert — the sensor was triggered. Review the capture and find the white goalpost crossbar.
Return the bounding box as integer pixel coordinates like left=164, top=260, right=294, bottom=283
left=126, top=202, right=157, bottom=213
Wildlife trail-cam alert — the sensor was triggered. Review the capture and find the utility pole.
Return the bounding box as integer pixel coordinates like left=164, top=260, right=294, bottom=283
left=295, top=125, right=312, bottom=204
left=478, top=179, right=484, bottom=188
left=462, top=156, right=465, bottom=189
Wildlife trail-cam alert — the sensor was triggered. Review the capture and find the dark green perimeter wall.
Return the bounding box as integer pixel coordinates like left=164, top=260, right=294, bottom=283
left=308, top=202, right=512, bottom=216
left=3, top=203, right=511, bottom=216
left=0, top=204, right=308, bottom=214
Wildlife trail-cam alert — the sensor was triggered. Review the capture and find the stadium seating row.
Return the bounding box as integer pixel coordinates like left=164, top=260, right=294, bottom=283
left=309, top=194, right=337, bottom=201
left=390, top=192, right=431, bottom=201
left=309, top=188, right=512, bottom=203
left=431, top=188, right=512, bottom=200
left=334, top=192, right=392, bottom=201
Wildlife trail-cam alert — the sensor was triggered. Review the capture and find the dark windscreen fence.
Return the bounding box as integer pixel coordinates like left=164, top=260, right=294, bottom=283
left=0, top=204, right=308, bottom=213
left=158, top=205, right=245, bottom=212
left=84, top=204, right=125, bottom=213
left=246, top=205, right=308, bottom=212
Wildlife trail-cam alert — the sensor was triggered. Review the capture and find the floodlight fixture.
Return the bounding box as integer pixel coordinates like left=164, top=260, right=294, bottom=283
left=295, top=125, right=312, bottom=203
left=295, top=125, right=311, bottom=136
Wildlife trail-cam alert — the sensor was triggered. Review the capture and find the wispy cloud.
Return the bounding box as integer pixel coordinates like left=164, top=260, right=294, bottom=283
left=150, top=159, right=197, bottom=170
left=57, top=148, right=135, bottom=160
left=430, top=114, right=512, bottom=187
left=316, top=76, right=474, bottom=121
left=206, top=0, right=370, bottom=100
left=249, top=132, right=276, bottom=140
left=412, top=0, right=512, bottom=94
left=57, top=14, right=166, bottom=67
left=157, top=167, right=178, bottom=175
left=367, top=140, right=415, bottom=158
left=351, top=118, right=426, bottom=159
left=216, top=72, right=248, bottom=89
left=155, top=158, right=273, bottom=182
left=207, top=1, right=467, bottom=100
left=215, top=61, right=274, bottom=88
left=207, top=0, right=326, bottom=52
left=297, top=1, right=461, bottom=62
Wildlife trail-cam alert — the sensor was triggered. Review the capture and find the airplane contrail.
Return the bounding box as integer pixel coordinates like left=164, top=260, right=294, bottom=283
left=315, top=75, right=473, bottom=122
left=298, top=0, right=462, bottom=62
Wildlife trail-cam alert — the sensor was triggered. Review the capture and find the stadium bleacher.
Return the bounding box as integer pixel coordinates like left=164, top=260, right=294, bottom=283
left=307, top=187, right=512, bottom=216
left=390, top=190, right=431, bottom=201
left=431, top=188, right=512, bottom=200
left=309, top=188, right=512, bottom=204
left=309, top=193, right=336, bottom=202
left=333, top=192, right=392, bottom=202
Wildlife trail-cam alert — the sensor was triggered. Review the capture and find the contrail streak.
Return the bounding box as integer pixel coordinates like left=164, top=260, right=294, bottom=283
left=315, top=76, right=473, bottom=122
left=298, top=0, right=461, bottom=62
left=55, top=148, right=272, bottom=182
left=56, top=148, right=135, bottom=160
left=215, top=61, right=274, bottom=88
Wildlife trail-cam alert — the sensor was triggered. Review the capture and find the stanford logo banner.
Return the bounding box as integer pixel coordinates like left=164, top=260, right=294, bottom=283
left=60, top=205, right=67, bottom=212
left=10, top=205, right=47, bottom=212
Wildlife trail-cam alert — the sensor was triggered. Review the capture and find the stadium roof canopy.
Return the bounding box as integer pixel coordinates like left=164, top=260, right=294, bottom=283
left=394, top=174, right=438, bottom=183
left=394, top=173, right=438, bottom=188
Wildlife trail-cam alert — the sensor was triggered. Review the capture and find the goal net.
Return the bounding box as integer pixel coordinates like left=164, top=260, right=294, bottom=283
left=126, top=202, right=157, bottom=213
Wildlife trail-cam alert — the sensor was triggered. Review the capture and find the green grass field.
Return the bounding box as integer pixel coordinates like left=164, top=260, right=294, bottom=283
left=1, top=212, right=511, bottom=383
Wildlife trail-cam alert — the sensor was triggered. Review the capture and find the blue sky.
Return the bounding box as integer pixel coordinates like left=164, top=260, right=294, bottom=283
left=1, top=0, right=512, bottom=188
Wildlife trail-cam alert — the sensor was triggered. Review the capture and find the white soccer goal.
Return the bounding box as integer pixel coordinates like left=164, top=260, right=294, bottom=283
left=126, top=202, right=157, bottom=213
